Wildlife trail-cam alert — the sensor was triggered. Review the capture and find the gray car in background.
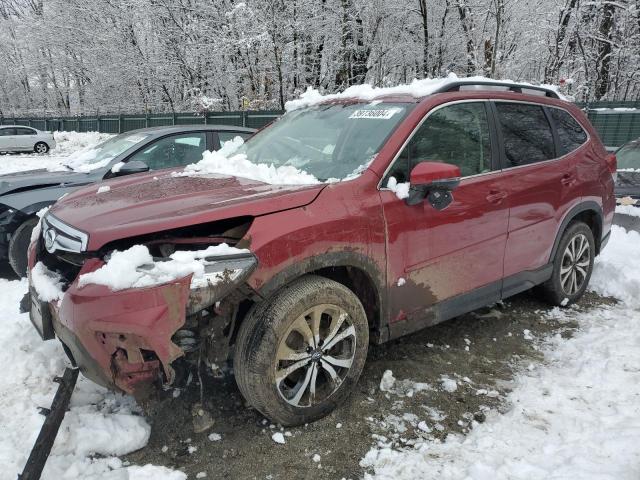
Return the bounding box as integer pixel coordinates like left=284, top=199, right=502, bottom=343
left=0, top=126, right=56, bottom=154
left=0, top=124, right=255, bottom=276
left=614, top=137, right=640, bottom=204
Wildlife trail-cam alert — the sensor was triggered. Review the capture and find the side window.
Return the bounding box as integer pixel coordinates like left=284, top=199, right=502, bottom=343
left=495, top=103, right=555, bottom=167
left=218, top=131, right=252, bottom=148
left=127, top=133, right=207, bottom=170
left=16, top=127, right=36, bottom=136
left=0, top=128, right=16, bottom=136
left=549, top=108, right=587, bottom=155
left=386, top=102, right=492, bottom=183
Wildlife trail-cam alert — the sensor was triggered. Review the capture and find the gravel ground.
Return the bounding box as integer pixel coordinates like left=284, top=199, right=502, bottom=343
left=124, top=290, right=615, bottom=480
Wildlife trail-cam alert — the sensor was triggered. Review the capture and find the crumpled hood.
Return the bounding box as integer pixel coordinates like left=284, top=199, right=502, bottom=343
left=0, top=169, right=90, bottom=196
left=50, top=169, right=325, bottom=251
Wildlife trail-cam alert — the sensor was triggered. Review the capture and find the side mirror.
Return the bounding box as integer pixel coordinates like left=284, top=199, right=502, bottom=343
left=114, top=160, right=149, bottom=176
left=406, top=161, right=461, bottom=209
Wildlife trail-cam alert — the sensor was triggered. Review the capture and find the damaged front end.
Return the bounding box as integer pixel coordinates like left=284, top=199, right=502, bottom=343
left=27, top=214, right=257, bottom=402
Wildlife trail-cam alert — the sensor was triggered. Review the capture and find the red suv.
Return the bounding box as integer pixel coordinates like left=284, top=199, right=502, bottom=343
left=25, top=81, right=615, bottom=426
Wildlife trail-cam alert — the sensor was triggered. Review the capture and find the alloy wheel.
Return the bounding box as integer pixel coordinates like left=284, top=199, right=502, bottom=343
left=274, top=304, right=356, bottom=408
left=560, top=233, right=591, bottom=296
left=35, top=143, right=47, bottom=153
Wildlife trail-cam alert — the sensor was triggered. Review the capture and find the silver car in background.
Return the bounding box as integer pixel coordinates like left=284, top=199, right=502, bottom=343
left=0, top=126, right=56, bottom=154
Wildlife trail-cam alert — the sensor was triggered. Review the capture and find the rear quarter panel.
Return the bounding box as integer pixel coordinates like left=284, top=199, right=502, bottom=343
left=571, top=107, right=615, bottom=243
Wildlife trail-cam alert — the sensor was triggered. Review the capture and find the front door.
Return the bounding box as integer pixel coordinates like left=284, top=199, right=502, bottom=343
left=0, top=127, right=16, bottom=150
left=381, top=101, right=509, bottom=336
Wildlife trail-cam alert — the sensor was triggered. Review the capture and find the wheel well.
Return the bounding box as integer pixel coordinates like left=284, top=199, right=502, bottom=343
left=310, top=266, right=381, bottom=339
left=227, top=266, right=382, bottom=352
left=570, top=209, right=602, bottom=254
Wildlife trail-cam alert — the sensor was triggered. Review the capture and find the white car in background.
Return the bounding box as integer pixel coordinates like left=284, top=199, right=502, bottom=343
left=0, top=126, right=56, bottom=154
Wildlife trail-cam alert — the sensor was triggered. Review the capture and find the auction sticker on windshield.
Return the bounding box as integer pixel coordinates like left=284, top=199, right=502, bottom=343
left=349, top=108, right=400, bottom=120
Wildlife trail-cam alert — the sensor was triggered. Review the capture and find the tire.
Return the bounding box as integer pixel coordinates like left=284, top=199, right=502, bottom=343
left=9, top=217, right=39, bottom=278
left=234, top=275, right=369, bottom=426
left=34, top=142, right=49, bottom=154
left=540, top=221, right=595, bottom=307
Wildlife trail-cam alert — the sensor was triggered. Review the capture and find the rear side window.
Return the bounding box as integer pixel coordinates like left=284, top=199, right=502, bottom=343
left=496, top=103, right=555, bottom=167
left=549, top=108, right=587, bottom=155
left=16, top=127, right=36, bottom=135
left=386, top=102, right=493, bottom=182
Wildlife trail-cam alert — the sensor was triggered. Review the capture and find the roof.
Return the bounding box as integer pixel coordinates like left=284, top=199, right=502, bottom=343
left=285, top=74, right=564, bottom=111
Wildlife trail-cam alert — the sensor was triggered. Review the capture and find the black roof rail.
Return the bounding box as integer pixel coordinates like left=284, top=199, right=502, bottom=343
left=434, top=80, right=560, bottom=99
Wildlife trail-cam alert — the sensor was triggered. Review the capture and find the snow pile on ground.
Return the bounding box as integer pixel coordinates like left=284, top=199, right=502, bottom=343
left=285, top=73, right=564, bottom=111
left=616, top=204, right=640, bottom=217
left=78, top=243, right=250, bottom=291
left=178, top=136, right=320, bottom=185
left=379, top=370, right=432, bottom=398
left=52, top=131, right=112, bottom=157
left=0, top=279, right=185, bottom=479
left=0, top=131, right=112, bottom=176
left=590, top=225, right=640, bottom=305
left=361, top=225, right=640, bottom=479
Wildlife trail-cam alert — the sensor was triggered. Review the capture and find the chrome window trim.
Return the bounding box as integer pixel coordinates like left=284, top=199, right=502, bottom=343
left=377, top=99, right=494, bottom=190
left=42, top=213, right=89, bottom=253
left=377, top=98, right=591, bottom=191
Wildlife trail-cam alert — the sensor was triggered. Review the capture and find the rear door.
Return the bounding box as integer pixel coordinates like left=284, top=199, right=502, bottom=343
left=492, top=101, right=579, bottom=291
left=216, top=131, right=254, bottom=150
left=124, top=132, right=208, bottom=170
left=381, top=101, right=509, bottom=330
left=15, top=127, right=38, bottom=149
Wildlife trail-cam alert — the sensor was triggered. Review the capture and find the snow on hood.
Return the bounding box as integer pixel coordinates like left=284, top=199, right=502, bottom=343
left=176, top=136, right=321, bottom=185
left=285, top=73, right=565, bottom=111
left=61, top=147, right=114, bottom=173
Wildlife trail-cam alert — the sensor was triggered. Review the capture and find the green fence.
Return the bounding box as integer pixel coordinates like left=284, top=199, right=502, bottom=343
left=584, top=108, right=640, bottom=148
left=0, top=110, right=283, bottom=134
left=2, top=103, right=640, bottom=147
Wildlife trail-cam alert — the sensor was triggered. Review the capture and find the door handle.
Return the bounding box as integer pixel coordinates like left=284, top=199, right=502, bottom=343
left=561, top=173, right=575, bottom=186
left=486, top=190, right=507, bottom=204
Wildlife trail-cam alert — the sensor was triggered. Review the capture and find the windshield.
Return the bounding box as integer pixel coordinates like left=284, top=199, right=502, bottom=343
left=617, top=141, right=640, bottom=170
left=64, top=133, right=151, bottom=172
left=236, top=102, right=412, bottom=181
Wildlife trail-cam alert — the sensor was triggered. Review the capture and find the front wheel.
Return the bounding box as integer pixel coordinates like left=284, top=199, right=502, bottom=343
left=9, top=217, right=39, bottom=277
left=234, top=275, right=369, bottom=426
left=34, top=142, right=49, bottom=154
left=540, top=221, right=595, bottom=307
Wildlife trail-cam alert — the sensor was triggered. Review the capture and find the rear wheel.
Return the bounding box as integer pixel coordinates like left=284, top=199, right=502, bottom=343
left=234, top=275, right=369, bottom=426
left=34, top=142, right=49, bottom=154
left=540, top=221, right=595, bottom=307
left=9, top=217, right=38, bottom=278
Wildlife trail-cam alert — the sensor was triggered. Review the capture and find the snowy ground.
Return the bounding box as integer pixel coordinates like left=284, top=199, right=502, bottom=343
left=0, top=277, right=186, bottom=479
left=0, top=131, right=112, bottom=175
left=361, top=225, right=640, bottom=479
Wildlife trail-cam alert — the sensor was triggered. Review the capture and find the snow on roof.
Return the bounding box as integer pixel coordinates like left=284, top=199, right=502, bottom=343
left=285, top=73, right=565, bottom=111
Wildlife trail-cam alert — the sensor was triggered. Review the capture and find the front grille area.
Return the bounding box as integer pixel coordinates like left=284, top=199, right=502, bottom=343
left=41, top=213, right=89, bottom=254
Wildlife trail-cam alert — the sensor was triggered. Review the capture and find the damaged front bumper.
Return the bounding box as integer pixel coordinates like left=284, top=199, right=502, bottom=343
left=26, top=253, right=257, bottom=400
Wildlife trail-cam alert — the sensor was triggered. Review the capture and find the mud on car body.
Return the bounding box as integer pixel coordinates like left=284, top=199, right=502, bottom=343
left=24, top=80, right=615, bottom=426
